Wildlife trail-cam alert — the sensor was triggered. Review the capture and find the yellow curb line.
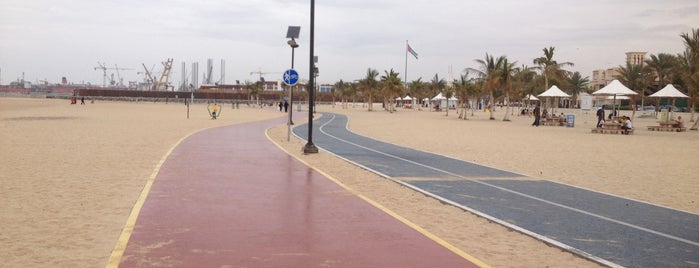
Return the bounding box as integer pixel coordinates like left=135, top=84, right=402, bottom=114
left=266, top=128, right=491, bottom=268
left=105, top=133, right=192, bottom=268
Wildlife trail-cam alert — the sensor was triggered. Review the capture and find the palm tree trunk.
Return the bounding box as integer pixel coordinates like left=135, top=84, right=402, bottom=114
left=489, top=91, right=495, bottom=120
left=503, top=93, right=511, bottom=121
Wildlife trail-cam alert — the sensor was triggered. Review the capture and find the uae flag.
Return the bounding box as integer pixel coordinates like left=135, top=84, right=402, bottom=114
left=407, top=44, right=418, bottom=59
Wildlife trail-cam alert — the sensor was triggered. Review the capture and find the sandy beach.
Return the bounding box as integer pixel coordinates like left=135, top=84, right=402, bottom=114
left=1, top=97, right=697, bottom=267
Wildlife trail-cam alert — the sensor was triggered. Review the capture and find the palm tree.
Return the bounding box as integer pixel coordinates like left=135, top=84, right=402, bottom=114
left=467, top=53, right=507, bottom=120
left=678, top=28, right=699, bottom=126
left=409, top=78, right=427, bottom=110
left=512, top=65, right=537, bottom=112
left=429, top=73, right=446, bottom=113
left=360, top=68, right=379, bottom=111
left=645, top=53, right=677, bottom=111
left=617, top=61, right=653, bottom=118
left=499, top=57, right=518, bottom=121
left=334, top=80, right=347, bottom=108
left=380, top=69, right=403, bottom=113
left=566, top=71, right=590, bottom=108
left=533, top=47, right=574, bottom=91
left=454, top=73, right=474, bottom=120
left=244, top=80, right=262, bottom=105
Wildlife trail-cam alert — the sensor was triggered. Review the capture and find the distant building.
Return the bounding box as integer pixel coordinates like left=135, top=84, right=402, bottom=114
left=317, top=84, right=334, bottom=93
left=590, top=51, right=647, bottom=90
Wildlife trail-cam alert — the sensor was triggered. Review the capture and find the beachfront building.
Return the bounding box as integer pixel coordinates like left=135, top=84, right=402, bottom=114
left=317, top=84, right=333, bottom=93
left=591, top=51, right=647, bottom=90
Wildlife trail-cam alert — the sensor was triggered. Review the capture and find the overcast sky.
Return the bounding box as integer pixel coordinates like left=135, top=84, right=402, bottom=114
left=1, top=0, right=697, bottom=88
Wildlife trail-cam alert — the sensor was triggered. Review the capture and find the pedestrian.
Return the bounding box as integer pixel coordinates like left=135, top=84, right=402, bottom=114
left=532, top=104, right=541, bottom=127
left=278, top=101, right=283, bottom=112
left=596, top=106, right=605, bottom=128
left=284, top=101, right=289, bottom=112
left=80, top=96, right=85, bottom=105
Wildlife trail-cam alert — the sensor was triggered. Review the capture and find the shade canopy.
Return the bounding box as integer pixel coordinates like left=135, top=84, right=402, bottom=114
left=523, top=94, right=539, bottom=101
left=606, top=95, right=630, bottom=100
left=537, top=85, right=571, bottom=97
left=592, top=80, right=638, bottom=96
left=649, top=84, right=689, bottom=98
left=402, top=95, right=415, bottom=100
left=431, top=93, right=446, bottom=100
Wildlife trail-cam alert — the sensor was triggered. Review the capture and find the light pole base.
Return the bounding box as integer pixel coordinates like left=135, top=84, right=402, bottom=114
left=302, top=142, right=318, bottom=154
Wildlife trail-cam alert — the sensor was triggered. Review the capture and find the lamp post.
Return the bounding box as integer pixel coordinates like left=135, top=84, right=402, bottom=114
left=303, top=0, right=318, bottom=154
left=286, top=26, right=300, bottom=128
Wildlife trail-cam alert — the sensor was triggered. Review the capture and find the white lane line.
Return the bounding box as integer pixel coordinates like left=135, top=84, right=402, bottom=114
left=317, top=114, right=699, bottom=247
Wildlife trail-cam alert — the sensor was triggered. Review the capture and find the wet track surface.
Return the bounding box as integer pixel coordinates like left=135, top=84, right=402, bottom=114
left=294, top=112, right=699, bottom=267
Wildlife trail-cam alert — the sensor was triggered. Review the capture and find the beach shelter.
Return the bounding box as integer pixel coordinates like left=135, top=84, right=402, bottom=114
left=592, top=80, right=638, bottom=116
left=524, top=94, right=539, bottom=101
left=579, top=92, right=593, bottom=110
left=431, top=93, right=446, bottom=101
left=649, top=84, right=689, bottom=120
left=537, top=85, right=571, bottom=113
left=402, top=95, right=416, bottom=108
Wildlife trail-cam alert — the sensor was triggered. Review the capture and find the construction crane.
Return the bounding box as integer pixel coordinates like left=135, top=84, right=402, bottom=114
left=153, top=58, right=174, bottom=91
left=250, top=68, right=281, bottom=82
left=94, top=62, right=133, bottom=88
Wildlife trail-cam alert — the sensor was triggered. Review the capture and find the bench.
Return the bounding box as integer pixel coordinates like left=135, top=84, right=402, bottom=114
left=647, top=126, right=686, bottom=132
left=591, top=128, right=634, bottom=135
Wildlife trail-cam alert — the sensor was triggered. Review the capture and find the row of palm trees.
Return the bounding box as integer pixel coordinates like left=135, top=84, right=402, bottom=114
left=331, top=28, right=699, bottom=123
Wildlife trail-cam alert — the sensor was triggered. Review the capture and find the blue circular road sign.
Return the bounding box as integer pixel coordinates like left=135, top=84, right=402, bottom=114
left=283, top=69, right=299, bottom=86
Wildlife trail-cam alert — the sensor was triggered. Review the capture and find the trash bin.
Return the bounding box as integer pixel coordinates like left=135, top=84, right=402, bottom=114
left=566, top=114, right=575, bottom=127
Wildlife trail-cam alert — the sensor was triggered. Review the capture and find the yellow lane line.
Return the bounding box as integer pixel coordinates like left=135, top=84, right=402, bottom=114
left=266, top=128, right=491, bottom=268
left=105, top=134, right=192, bottom=268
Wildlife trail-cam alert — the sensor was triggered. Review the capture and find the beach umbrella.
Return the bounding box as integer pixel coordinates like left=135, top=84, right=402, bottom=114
left=649, top=84, right=689, bottom=120
left=592, top=80, right=637, bottom=117
left=537, top=85, right=571, bottom=113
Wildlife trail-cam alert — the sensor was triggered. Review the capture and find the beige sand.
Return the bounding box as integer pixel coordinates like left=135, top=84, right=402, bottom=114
left=1, top=97, right=697, bottom=267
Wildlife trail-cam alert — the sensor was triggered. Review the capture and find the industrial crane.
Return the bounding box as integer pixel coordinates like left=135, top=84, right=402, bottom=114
left=94, top=62, right=133, bottom=88
left=250, top=68, right=281, bottom=82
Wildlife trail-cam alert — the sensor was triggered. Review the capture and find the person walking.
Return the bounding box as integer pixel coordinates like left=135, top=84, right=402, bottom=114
left=596, top=106, right=605, bottom=128
left=284, top=100, right=289, bottom=112
left=532, top=104, right=541, bottom=127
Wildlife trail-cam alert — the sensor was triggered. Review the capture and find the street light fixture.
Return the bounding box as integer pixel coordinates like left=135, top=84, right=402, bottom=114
left=303, top=0, right=318, bottom=154
left=286, top=26, right=300, bottom=128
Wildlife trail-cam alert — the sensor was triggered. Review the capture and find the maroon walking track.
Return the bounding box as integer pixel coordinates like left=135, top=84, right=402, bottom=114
left=118, top=117, right=479, bottom=267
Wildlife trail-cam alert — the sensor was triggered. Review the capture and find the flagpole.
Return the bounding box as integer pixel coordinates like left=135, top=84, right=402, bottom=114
left=405, top=40, right=409, bottom=90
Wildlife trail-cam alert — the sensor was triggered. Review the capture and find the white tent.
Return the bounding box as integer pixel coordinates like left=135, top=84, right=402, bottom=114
left=523, top=94, right=539, bottom=101
left=649, top=84, right=689, bottom=98
left=606, top=95, right=630, bottom=100
left=537, top=85, right=571, bottom=98
left=592, top=80, right=638, bottom=115
left=593, top=80, right=638, bottom=96
left=580, top=92, right=593, bottom=110
left=537, top=85, right=571, bottom=113
left=431, top=93, right=446, bottom=100
left=649, top=84, right=689, bottom=120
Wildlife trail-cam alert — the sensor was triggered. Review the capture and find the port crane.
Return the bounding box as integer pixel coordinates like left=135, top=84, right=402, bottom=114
left=94, top=62, right=133, bottom=88
left=250, top=68, right=281, bottom=82
left=153, top=58, right=174, bottom=91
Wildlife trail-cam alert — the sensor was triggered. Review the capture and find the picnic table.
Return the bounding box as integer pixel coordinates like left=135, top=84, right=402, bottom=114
left=647, top=121, right=686, bottom=132
left=591, top=122, right=633, bottom=134
left=542, top=116, right=565, bottom=126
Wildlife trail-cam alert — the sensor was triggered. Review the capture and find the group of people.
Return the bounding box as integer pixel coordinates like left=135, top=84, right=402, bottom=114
left=596, top=107, right=633, bottom=134
left=531, top=104, right=565, bottom=126
left=278, top=101, right=289, bottom=112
